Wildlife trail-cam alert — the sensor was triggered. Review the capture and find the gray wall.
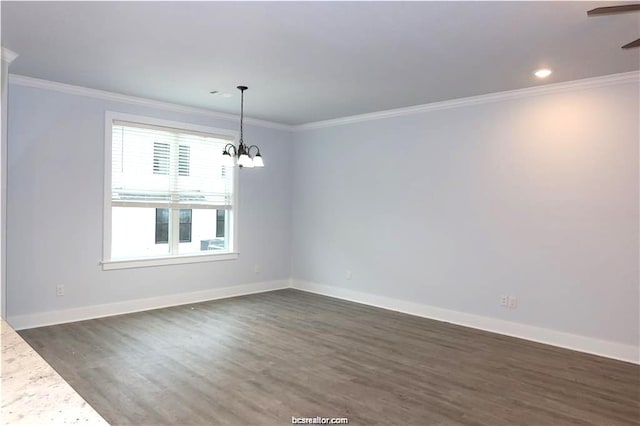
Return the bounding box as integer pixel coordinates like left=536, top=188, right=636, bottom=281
left=7, top=84, right=292, bottom=318
left=291, top=82, right=639, bottom=346
left=7, top=78, right=639, bottom=349
left=1, top=55, right=12, bottom=318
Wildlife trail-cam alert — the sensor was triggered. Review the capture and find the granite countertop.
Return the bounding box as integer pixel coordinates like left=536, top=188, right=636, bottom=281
left=1, top=320, right=109, bottom=425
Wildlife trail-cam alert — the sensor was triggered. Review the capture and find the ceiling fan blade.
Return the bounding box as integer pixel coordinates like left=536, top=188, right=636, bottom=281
left=587, top=4, right=640, bottom=15
left=622, top=38, right=640, bottom=49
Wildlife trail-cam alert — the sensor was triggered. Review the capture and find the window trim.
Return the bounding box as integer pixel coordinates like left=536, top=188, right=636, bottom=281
left=103, top=111, right=240, bottom=270
left=101, top=252, right=239, bottom=270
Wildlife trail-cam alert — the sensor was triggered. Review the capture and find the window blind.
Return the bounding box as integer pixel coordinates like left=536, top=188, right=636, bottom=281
left=111, top=120, right=235, bottom=210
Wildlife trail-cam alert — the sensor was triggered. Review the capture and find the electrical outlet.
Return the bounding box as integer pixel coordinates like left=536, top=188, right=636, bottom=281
left=56, top=284, right=65, bottom=297
left=253, top=264, right=261, bottom=274
left=500, top=295, right=508, bottom=307
left=508, top=296, right=518, bottom=309
left=345, top=270, right=352, bottom=280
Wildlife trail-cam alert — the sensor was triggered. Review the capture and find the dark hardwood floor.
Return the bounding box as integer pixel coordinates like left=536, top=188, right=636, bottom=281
left=19, top=289, right=639, bottom=426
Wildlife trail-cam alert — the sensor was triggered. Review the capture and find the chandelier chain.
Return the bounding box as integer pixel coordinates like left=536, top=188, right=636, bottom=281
left=240, top=88, right=244, bottom=143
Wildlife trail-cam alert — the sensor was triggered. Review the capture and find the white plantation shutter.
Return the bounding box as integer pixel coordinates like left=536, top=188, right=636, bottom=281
left=111, top=121, right=235, bottom=210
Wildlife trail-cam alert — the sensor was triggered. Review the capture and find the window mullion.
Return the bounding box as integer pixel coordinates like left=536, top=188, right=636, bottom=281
left=170, top=208, right=180, bottom=254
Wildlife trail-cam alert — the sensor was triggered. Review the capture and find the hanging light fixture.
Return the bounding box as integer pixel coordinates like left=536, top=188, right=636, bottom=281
left=222, top=86, right=264, bottom=168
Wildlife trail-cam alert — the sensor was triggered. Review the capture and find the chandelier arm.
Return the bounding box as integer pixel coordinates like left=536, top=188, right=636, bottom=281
left=247, top=145, right=261, bottom=156
left=223, top=143, right=237, bottom=156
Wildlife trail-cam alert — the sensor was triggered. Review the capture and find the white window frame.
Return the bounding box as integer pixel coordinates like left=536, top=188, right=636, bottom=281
left=102, top=111, right=240, bottom=270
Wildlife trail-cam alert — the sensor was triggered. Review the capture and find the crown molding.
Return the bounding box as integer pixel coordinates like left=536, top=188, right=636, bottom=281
left=293, top=71, right=640, bottom=131
left=8, top=74, right=293, bottom=131
left=1, top=47, right=18, bottom=64
left=9, top=71, right=639, bottom=132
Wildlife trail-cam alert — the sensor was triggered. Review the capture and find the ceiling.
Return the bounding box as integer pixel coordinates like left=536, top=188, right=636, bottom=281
left=2, top=1, right=639, bottom=125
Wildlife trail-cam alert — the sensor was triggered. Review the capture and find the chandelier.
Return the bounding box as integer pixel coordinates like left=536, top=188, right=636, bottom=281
left=222, top=86, right=264, bottom=168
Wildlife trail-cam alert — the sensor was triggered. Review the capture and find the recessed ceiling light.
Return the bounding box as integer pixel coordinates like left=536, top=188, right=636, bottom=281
left=534, top=69, right=552, bottom=78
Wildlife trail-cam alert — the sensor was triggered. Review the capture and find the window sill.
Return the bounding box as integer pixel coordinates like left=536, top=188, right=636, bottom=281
left=101, top=252, right=239, bottom=270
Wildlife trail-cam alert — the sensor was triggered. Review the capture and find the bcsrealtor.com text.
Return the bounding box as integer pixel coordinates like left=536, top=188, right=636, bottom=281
left=291, top=416, right=349, bottom=424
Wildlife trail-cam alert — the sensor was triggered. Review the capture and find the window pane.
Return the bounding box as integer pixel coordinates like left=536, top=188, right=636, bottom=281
left=216, top=210, right=226, bottom=238
left=179, top=209, right=192, bottom=243
left=113, top=207, right=170, bottom=259
left=179, top=209, right=228, bottom=254
left=155, top=208, right=169, bottom=244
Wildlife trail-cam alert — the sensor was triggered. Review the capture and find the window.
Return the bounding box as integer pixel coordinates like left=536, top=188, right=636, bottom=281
left=216, top=210, right=225, bottom=238
left=155, top=208, right=192, bottom=243
left=104, top=113, right=237, bottom=269
left=155, top=208, right=170, bottom=244
left=154, top=143, right=189, bottom=176
left=178, top=145, right=190, bottom=177
left=178, top=209, right=192, bottom=243
left=153, top=142, right=170, bottom=175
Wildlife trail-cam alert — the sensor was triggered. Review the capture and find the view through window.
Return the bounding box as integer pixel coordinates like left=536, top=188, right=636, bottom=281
left=107, top=117, right=235, bottom=262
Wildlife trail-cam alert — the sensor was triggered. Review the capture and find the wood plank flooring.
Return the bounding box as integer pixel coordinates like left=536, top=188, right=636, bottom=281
left=19, top=289, right=639, bottom=425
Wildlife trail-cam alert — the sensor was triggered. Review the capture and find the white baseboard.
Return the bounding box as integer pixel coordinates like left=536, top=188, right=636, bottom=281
left=8, top=280, right=289, bottom=330
left=290, top=280, right=639, bottom=365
